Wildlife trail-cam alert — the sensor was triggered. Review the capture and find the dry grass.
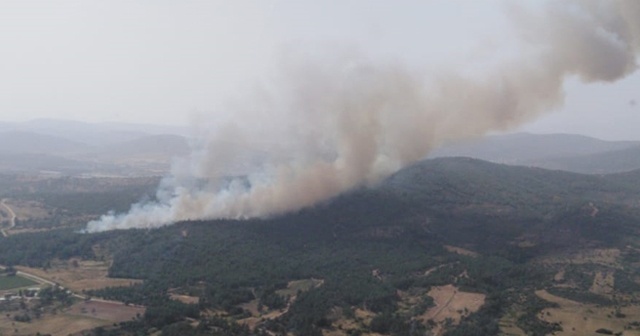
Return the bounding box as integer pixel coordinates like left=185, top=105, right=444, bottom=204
left=0, top=313, right=107, bottom=336
left=5, top=228, right=51, bottom=235
left=499, top=309, right=526, bottom=336
left=540, top=248, right=622, bottom=268
left=326, top=286, right=486, bottom=336
left=276, top=278, right=324, bottom=297
left=397, top=284, right=485, bottom=335
left=6, top=200, right=50, bottom=222
left=0, top=300, right=144, bottom=336
left=444, top=245, right=479, bottom=257
left=590, top=271, right=615, bottom=296
left=423, top=263, right=458, bottom=277
left=66, top=300, right=144, bottom=323
left=419, top=285, right=485, bottom=336
left=238, top=299, right=260, bottom=317
left=536, top=289, right=640, bottom=336
left=170, top=293, right=199, bottom=305
left=16, top=259, right=141, bottom=293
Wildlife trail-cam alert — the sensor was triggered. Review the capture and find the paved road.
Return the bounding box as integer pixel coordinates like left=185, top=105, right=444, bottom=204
left=16, top=270, right=56, bottom=286
left=1, top=265, right=142, bottom=307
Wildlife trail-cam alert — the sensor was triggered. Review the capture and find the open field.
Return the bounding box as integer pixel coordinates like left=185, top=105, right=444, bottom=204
left=326, top=284, right=485, bottom=336
left=444, top=245, right=479, bottom=257
left=169, top=293, right=199, bottom=305
left=539, top=248, right=622, bottom=268
left=16, top=259, right=142, bottom=293
left=66, top=300, right=144, bottom=322
left=276, top=278, right=324, bottom=297
left=0, top=313, right=107, bottom=336
left=590, top=271, right=615, bottom=296
left=0, top=275, right=37, bottom=291
left=536, top=289, right=640, bottom=336
left=420, top=285, right=485, bottom=336
left=5, top=200, right=51, bottom=224
left=0, top=300, right=144, bottom=336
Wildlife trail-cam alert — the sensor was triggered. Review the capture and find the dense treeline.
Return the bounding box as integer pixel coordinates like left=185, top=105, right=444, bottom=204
left=0, top=229, right=103, bottom=266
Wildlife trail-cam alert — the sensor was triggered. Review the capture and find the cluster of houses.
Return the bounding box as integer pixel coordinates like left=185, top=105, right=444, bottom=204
left=0, top=287, right=41, bottom=301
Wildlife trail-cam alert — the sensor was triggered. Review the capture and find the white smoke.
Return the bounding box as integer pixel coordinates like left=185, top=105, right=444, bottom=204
left=86, top=0, right=640, bottom=232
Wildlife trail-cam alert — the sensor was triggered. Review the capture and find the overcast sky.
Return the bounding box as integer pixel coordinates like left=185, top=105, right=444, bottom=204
left=1, top=1, right=639, bottom=140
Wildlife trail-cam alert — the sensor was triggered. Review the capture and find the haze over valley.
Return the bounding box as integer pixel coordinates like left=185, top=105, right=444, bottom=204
left=1, top=1, right=640, bottom=335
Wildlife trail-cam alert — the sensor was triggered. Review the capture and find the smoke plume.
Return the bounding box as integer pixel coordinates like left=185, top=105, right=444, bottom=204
left=86, top=0, right=640, bottom=232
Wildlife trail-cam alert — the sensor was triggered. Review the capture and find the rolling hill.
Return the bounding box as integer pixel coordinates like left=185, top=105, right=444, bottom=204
left=430, top=133, right=640, bottom=174
left=531, top=144, right=640, bottom=174
left=1, top=157, right=639, bottom=335
left=3, top=120, right=640, bottom=177
left=94, top=134, right=190, bottom=160
left=0, top=120, right=190, bottom=176
left=0, top=130, right=90, bottom=154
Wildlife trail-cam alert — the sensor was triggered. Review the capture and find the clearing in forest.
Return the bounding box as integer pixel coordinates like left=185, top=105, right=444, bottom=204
left=419, top=285, right=485, bottom=336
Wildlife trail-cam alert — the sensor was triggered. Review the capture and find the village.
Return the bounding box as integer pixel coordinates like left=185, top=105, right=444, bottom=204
left=0, top=262, right=144, bottom=335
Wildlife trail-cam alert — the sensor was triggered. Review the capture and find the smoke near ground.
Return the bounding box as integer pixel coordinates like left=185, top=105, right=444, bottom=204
left=86, top=0, right=640, bottom=232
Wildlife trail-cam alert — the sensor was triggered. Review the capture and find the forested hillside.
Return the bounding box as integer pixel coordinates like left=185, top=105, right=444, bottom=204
left=0, top=158, right=640, bottom=335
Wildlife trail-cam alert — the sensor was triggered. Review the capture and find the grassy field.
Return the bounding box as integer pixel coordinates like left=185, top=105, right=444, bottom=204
left=16, top=259, right=142, bottom=293
left=0, top=300, right=144, bottom=336
left=0, top=275, right=37, bottom=290
left=0, top=313, right=107, bottom=336
left=420, top=285, right=485, bottom=336
left=536, top=289, right=640, bottom=336
left=276, top=278, right=324, bottom=297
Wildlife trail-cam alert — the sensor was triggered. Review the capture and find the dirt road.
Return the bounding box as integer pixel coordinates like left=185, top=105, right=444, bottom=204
left=0, top=199, right=16, bottom=237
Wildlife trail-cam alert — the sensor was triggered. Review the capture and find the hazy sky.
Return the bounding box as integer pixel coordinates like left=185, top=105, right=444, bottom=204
left=1, top=1, right=639, bottom=140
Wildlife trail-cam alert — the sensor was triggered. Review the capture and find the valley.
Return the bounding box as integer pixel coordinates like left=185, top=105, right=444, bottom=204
left=4, top=0, right=640, bottom=333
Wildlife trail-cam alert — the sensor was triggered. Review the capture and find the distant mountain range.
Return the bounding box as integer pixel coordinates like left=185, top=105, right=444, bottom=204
left=0, top=118, right=187, bottom=146
left=94, top=134, right=190, bottom=159
left=0, top=130, right=90, bottom=154
left=1, top=119, right=640, bottom=176
left=430, top=133, right=640, bottom=174
left=0, top=119, right=189, bottom=176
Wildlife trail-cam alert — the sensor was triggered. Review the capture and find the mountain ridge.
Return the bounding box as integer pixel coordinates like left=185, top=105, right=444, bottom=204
left=430, top=132, right=640, bottom=174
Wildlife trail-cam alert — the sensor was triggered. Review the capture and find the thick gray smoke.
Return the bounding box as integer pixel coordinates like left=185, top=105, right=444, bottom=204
left=86, top=0, right=640, bottom=232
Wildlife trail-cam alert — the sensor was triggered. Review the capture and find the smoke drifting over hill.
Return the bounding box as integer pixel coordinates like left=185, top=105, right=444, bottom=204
left=86, top=1, right=640, bottom=232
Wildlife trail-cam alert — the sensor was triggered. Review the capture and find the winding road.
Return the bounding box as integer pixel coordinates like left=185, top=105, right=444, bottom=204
left=0, top=199, right=16, bottom=237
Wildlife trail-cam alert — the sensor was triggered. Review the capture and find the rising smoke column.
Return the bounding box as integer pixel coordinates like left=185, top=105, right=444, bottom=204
left=86, top=0, right=640, bottom=232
